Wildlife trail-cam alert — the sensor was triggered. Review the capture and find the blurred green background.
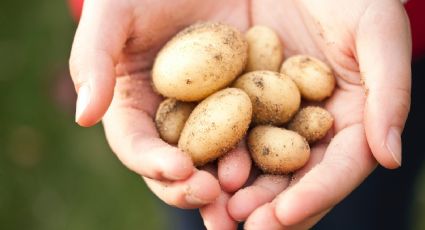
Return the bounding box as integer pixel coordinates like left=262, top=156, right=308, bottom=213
left=1, top=1, right=425, bottom=230
left=0, top=1, right=168, bottom=229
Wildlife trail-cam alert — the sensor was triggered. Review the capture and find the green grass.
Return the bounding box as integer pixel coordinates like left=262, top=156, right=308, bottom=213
left=0, top=1, right=166, bottom=229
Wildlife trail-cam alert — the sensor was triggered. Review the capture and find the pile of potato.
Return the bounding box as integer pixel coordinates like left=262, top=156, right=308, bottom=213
left=153, top=22, right=335, bottom=175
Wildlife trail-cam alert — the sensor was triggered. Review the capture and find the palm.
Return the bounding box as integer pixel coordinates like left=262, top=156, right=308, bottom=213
left=109, top=0, right=373, bottom=226
left=110, top=0, right=250, bottom=117
left=251, top=1, right=369, bottom=166
left=253, top=0, right=366, bottom=126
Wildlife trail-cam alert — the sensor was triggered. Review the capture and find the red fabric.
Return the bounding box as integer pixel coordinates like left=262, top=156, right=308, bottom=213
left=67, top=0, right=425, bottom=58
left=405, top=0, right=425, bottom=59
left=68, top=0, right=83, bottom=21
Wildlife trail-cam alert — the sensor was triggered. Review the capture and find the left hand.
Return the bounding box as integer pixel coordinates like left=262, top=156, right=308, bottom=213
left=200, top=0, right=411, bottom=229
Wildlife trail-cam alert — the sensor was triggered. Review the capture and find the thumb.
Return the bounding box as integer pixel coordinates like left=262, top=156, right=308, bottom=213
left=357, top=1, right=411, bottom=169
left=69, top=0, right=131, bottom=126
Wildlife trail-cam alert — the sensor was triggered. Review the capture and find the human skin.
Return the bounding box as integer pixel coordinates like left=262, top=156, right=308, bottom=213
left=69, top=0, right=411, bottom=229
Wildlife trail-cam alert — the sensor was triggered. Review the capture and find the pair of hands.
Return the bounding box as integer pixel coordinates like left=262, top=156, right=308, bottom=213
left=69, top=0, right=411, bottom=229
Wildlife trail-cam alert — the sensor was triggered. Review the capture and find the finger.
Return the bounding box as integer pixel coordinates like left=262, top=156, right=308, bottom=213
left=244, top=203, right=329, bottom=230
left=243, top=203, right=283, bottom=230
left=274, top=124, right=376, bottom=226
left=200, top=192, right=238, bottom=230
left=69, top=0, right=131, bottom=126
left=357, top=1, right=411, bottom=168
left=227, top=143, right=326, bottom=222
left=218, top=141, right=252, bottom=193
left=144, top=170, right=221, bottom=209
left=228, top=175, right=289, bottom=222
left=102, top=73, right=194, bottom=181
left=291, top=143, right=327, bottom=184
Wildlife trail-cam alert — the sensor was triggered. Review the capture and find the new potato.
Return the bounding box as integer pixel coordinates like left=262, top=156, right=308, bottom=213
left=248, top=125, right=310, bottom=174
left=245, top=26, right=283, bottom=72
left=281, top=55, right=335, bottom=101
left=233, top=71, right=300, bottom=125
left=178, top=88, right=252, bottom=166
left=155, top=99, right=196, bottom=145
left=288, top=106, right=334, bottom=143
left=152, top=22, right=248, bottom=101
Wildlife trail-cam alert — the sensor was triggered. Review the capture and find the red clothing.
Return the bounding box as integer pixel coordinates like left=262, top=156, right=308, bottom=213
left=405, top=0, right=425, bottom=59
left=68, top=0, right=83, bottom=21
left=67, top=0, right=425, bottom=58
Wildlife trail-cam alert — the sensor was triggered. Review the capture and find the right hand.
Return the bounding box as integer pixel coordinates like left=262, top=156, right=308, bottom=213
left=69, top=0, right=251, bottom=215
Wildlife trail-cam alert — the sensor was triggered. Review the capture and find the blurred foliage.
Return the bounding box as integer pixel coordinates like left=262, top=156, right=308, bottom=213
left=0, top=0, right=167, bottom=229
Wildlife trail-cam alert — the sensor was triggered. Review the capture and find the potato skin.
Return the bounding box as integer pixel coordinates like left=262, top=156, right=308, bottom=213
left=155, top=98, right=196, bottom=145
left=288, top=106, right=334, bottom=143
left=152, top=22, right=248, bottom=101
left=248, top=126, right=310, bottom=174
left=233, top=71, right=300, bottom=125
left=178, top=88, right=252, bottom=166
left=280, top=55, right=335, bottom=101
left=245, top=26, right=283, bottom=72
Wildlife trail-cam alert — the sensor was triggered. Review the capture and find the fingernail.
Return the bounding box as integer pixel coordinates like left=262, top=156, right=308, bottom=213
left=75, top=83, right=91, bottom=123
left=163, top=171, right=190, bottom=181
left=185, top=194, right=207, bottom=206
left=386, top=127, right=402, bottom=167
left=185, top=186, right=208, bottom=206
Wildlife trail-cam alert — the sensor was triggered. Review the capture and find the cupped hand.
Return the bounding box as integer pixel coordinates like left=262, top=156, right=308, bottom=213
left=209, top=0, right=410, bottom=229
left=69, top=0, right=251, bottom=210
left=69, top=0, right=411, bottom=229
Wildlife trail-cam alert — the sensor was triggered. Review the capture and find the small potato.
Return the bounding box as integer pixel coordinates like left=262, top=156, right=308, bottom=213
left=245, top=26, right=283, bottom=72
left=152, top=22, right=248, bottom=101
left=248, top=125, right=310, bottom=174
left=280, top=55, right=335, bottom=101
left=288, top=106, right=334, bottom=143
left=178, top=88, right=252, bottom=166
left=233, top=71, right=300, bottom=125
left=155, top=98, right=196, bottom=145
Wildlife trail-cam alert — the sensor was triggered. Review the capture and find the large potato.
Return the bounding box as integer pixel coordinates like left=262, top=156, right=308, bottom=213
left=155, top=98, right=196, bottom=145
left=288, top=106, right=334, bottom=143
left=248, top=125, right=310, bottom=174
left=178, top=88, right=252, bottom=166
left=152, top=22, right=248, bottom=101
left=280, top=55, right=335, bottom=101
left=245, top=26, right=283, bottom=72
left=233, top=71, right=300, bottom=125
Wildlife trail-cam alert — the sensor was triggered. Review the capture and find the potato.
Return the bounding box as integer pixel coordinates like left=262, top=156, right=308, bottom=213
left=178, top=88, right=252, bottom=166
left=155, top=98, right=196, bottom=145
left=152, top=22, right=248, bottom=101
left=280, top=55, right=335, bottom=101
left=248, top=125, right=310, bottom=174
left=245, top=26, right=283, bottom=72
left=288, top=106, right=334, bottom=143
left=233, top=71, right=300, bottom=125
